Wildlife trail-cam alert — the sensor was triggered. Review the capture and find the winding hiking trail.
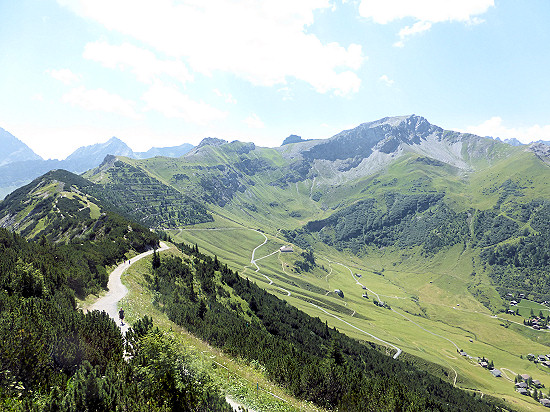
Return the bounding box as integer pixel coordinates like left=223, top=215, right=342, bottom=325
left=87, top=242, right=170, bottom=335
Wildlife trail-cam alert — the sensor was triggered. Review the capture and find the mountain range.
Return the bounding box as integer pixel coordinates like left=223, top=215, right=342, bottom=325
left=0, top=134, right=194, bottom=199
left=4, top=114, right=550, bottom=409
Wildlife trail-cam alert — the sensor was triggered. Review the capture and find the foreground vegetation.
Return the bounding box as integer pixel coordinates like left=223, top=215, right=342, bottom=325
left=0, top=228, right=231, bottom=410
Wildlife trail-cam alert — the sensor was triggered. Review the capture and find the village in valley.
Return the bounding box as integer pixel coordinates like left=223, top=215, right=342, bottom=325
left=453, top=292, right=550, bottom=407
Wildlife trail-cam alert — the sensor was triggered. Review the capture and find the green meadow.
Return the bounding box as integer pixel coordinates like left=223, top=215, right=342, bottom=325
left=168, top=222, right=550, bottom=411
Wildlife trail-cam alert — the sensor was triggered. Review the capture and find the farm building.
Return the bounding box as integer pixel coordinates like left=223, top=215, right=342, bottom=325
left=280, top=245, right=294, bottom=253
left=540, top=398, right=550, bottom=407
left=515, top=382, right=527, bottom=389
left=517, top=388, right=528, bottom=395
left=334, top=289, right=344, bottom=298
left=490, top=369, right=501, bottom=377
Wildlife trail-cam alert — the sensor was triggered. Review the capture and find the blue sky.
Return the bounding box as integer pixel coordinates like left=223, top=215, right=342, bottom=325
left=1, top=0, right=550, bottom=159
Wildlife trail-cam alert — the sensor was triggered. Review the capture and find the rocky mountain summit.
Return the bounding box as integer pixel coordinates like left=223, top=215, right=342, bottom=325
left=0, top=127, right=42, bottom=166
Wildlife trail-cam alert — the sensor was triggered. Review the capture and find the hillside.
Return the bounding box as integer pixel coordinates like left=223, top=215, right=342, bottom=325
left=143, top=240, right=501, bottom=411
left=4, top=115, right=550, bottom=409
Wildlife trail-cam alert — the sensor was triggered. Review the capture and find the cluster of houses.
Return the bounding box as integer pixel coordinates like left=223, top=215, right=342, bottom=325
left=514, top=374, right=550, bottom=406
left=506, top=296, right=550, bottom=330
left=526, top=353, right=550, bottom=367
left=507, top=293, right=525, bottom=301
left=524, top=316, right=549, bottom=330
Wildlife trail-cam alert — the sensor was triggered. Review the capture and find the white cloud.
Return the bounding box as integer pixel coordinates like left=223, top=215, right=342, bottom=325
left=359, top=0, right=493, bottom=45
left=245, top=113, right=265, bottom=129
left=213, top=89, right=237, bottom=104
left=59, top=0, right=364, bottom=96
left=62, top=86, right=139, bottom=118
left=277, top=86, right=294, bottom=101
left=142, top=83, right=227, bottom=124
left=47, top=68, right=82, bottom=85
left=394, top=21, right=432, bottom=47
left=378, top=74, right=395, bottom=86
left=359, top=0, right=494, bottom=24
left=465, top=116, right=550, bottom=143
left=83, top=41, right=193, bottom=85
left=31, top=93, right=44, bottom=101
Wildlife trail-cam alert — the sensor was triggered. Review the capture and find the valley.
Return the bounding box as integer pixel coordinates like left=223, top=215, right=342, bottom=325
left=168, top=217, right=550, bottom=410
left=4, top=115, right=550, bottom=410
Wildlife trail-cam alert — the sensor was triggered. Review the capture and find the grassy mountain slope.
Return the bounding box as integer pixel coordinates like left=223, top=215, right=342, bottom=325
left=141, top=239, right=502, bottom=411
left=0, top=169, right=113, bottom=242
left=9, top=115, right=550, bottom=409
left=84, top=155, right=213, bottom=228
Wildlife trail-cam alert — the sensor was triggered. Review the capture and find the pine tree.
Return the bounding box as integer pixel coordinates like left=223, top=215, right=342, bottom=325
left=152, top=249, right=161, bottom=269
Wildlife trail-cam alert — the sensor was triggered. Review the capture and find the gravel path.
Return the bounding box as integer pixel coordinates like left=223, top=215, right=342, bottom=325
left=87, top=242, right=169, bottom=335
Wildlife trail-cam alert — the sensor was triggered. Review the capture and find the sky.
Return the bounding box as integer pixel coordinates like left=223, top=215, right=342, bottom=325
left=1, top=0, right=550, bottom=160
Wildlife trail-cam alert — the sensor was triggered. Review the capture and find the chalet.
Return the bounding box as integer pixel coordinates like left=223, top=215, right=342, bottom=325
left=519, top=293, right=525, bottom=298
left=280, top=245, right=294, bottom=253
left=517, top=388, right=528, bottom=395
left=334, top=289, right=344, bottom=298
left=521, top=374, right=531, bottom=381
left=515, top=382, right=528, bottom=389
left=362, top=286, right=367, bottom=290
left=459, top=351, right=468, bottom=357
left=356, top=273, right=362, bottom=278
left=542, top=361, right=550, bottom=368
left=480, top=361, right=488, bottom=368
left=533, top=379, right=542, bottom=388
left=527, top=354, right=536, bottom=360
left=507, top=309, right=515, bottom=314
left=539, top=355, right=547, bottom=362
left=510, top=300, right=518, bottom=305
left=490, top=369, right=502, bottom=377
left=540, top=398, right=550, bottom=407
left=362, top=294, right=368, bottom=298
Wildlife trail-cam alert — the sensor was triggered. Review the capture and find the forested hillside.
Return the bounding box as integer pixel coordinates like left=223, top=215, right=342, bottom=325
left=295, top=191, right=550, bottom=302
left=147, top=241, right=501, bottom=411
left=0, top=228, right=231, bottom=411
left=86, top=156, right=213, bottom=228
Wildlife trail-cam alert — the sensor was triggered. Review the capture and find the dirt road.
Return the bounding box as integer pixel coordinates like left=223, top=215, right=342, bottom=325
left=86, top=242, right=170, bottom=335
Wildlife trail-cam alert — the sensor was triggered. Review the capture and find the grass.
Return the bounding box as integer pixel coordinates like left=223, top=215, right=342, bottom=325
left=119, top=244, right=324, bottom=412
left=515, top=299, right=550, bottom=318
left=169, top=227, right=550, bottom=411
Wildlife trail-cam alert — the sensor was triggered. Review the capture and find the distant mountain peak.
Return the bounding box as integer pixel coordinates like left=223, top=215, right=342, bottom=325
left=281, top=135, right=308, bottom=146
left=64, top=137, right=135, bottom=172
left=0, top=127, right=42, bottom=166
left=196, top=137, right=228, bottom=149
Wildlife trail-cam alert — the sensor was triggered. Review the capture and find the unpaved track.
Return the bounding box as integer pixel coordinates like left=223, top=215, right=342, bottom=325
left=87, top=242, right=170, bottom=335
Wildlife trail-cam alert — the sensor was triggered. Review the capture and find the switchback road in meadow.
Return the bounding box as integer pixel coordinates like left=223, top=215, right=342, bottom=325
left=250, top=230, right=291, bottom=296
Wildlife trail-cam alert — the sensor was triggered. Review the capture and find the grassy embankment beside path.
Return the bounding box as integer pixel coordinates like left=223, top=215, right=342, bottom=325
left=118, top=243, right=324, bottom=412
